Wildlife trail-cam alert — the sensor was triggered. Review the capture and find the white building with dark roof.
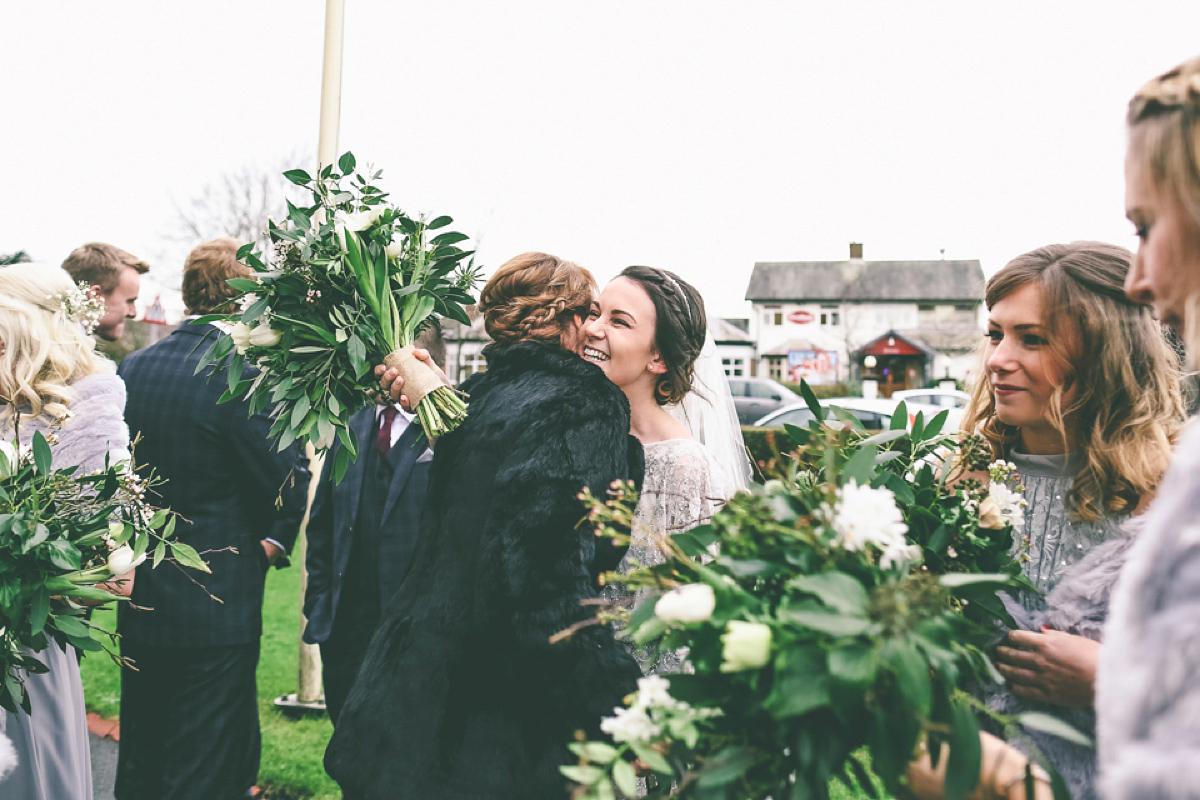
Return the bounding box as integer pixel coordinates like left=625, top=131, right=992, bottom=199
left=745, top=243, right=984, bottom=392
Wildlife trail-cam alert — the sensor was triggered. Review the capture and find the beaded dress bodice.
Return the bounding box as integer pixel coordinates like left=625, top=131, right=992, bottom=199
left=1009, top=449, right=1127, bottom=600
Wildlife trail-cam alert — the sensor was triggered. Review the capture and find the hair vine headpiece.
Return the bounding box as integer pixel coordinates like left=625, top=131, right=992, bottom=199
left=43, top=282, right=106, bottom=335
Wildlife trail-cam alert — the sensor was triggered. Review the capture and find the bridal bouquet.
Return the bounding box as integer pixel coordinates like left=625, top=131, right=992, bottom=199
left=565, top=389, right=1064, bottom=800
left=0, top=432, right=191, bottom=714
left=199, top=153, right=481, bottom=481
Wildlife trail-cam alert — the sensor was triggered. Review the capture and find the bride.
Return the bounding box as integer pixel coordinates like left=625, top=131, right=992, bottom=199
left=581, top=266, right=751, bottom=672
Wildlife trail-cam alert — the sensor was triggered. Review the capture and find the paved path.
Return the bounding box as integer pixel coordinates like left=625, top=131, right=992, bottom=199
left=90, top=731, right=117, bottom=800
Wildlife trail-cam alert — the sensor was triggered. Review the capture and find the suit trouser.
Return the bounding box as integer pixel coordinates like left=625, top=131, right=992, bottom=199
left=115, top=640, right=261, bottom=800
left=320, top=598, right=381, bottom=727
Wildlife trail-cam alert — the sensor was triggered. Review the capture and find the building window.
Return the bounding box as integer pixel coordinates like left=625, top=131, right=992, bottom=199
left=767, top=358, right=783, bottom=381
left=458, top=352, right=487, bottom=379
left=723, top=357, right=745, bottom=377
left=819, top=311, right=840, bottom=326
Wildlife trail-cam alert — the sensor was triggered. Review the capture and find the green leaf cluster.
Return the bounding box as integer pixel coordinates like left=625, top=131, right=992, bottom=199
left=568, top=380, right=1047, bottom=800
left=0, top=432, right=183, bottom=715
left=198, top=153, right=481, bottom=479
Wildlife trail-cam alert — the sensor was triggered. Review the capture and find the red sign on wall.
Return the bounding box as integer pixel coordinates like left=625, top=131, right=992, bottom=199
left=788, top=310, right=815, bottom=324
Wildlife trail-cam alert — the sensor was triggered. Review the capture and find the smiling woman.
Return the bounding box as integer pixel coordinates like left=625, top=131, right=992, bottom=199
left=958, top=241, right=1184, bottom=799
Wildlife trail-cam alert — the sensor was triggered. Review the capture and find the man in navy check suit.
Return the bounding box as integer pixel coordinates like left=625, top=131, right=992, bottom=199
left=302, top=327, right=441, bottom=727
left=115, top=238, right=310, bottom=800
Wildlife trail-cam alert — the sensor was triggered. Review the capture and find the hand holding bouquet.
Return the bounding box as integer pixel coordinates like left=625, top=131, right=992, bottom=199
left=0, top=433, right=189, bottom=714
left=200, top=153, right=481, bottom=481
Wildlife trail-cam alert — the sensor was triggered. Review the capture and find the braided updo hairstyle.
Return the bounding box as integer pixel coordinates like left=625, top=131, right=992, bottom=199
left=479, top=252, right=596, bottom=350
left=618, top=266, right=706, bottom=405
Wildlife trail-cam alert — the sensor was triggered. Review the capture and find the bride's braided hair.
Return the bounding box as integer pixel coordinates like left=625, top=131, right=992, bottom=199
left=619, top=266, right=707, bottom=405
left=479, top=252, right=596, bottom=349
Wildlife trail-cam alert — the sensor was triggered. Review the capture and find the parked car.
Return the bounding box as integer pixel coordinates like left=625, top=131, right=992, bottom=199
left=753, top=396, right=963, bottom=432
left=729, top=377, right=801, bottom=425
left=752, top=398, right=900, bottom=431
left=890, top=388, right=971, bottom=410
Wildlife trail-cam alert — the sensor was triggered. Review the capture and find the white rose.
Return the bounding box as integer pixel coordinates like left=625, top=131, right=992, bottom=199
left=654, top=584, right=716, bottom=625
left=720, top=620, right=773, bottom=673
left=247, top=322, right=282, bottom=348
left=342, top=208, right=378, bottom=233
left=107, top=545, right=146, bottom=576
left=230, top=322, right=254, bottom=354
left=385, top=236, right=405, bottom=259
left=978, top=496, right=1004, bottom=529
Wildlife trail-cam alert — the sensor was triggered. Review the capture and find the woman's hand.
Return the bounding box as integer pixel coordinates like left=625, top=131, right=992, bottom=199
left=903, top=732, right=1052, bottom=800
left=994, top=628, right=1099, bottom=707
left=373, top=348, right=450, bottom=409
left=98, top=574, right=135, bottom=598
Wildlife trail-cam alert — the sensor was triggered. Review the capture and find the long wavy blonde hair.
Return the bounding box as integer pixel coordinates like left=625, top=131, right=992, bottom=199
left=0, top=263, right=112, bottom=422
left=1127, top=55, right=1200, bottom=367
left=963, top=242, right=1183, bottom=521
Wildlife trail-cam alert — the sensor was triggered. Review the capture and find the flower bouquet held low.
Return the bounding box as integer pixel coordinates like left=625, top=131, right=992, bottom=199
left=565, top=388, right=1072, bottom=800
left=199, top=152, right=481, bottom=481
left=0, top=432, right=190, bottom=715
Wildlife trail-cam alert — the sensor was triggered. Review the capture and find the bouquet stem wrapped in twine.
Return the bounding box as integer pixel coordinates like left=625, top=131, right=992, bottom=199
left=382, top=345, right=468, bottom=438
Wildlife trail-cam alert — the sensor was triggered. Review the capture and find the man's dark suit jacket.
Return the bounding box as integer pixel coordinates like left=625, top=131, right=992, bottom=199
left=302, top=405, right=430, bottom=645
left=117, top=322, right=310, bottom=648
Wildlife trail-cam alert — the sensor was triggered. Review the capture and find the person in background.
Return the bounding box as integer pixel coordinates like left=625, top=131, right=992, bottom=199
left=0, top=263, right=132, bottom=800
left=1097, top=53, right=1200, bottom=800
left=302, top=325, right=444, bottom=730
left=114, top=238, right=310, bottom=800
left=60, top=242, right=148, bottom=342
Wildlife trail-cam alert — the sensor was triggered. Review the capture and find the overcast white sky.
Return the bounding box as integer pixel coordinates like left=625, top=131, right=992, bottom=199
left=3, top=1, right=1200, bottom=320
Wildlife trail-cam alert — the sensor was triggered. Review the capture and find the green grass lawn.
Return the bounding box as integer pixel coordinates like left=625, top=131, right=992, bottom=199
left=81, top=564, right=340, bottom=799
left=81, top=568, right=891, bottom=800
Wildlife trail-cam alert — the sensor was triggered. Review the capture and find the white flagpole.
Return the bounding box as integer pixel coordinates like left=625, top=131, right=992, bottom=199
left=285, top=0, right=345, bottom=713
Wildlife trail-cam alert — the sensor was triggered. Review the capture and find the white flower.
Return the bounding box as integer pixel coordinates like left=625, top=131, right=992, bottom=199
left=247, top=322, right=281, bottom=348
left=986, top=482, right=1026, bottom=531
left=385, top=235, right=405, bottom=259
left=230, top=321, right=254, bottom=354
left=825, top=480, right=908, bottom=552
left=635, top=675, right=680, bottom=710
left=977, top=496, right=1004, bottom=529
left=720, top=620, right=773, bottom=672
left=0, top=440, right=17, bottom=477
left=879, top=541, right=922, bottom=571
left=599, top=704, right=661, bottom=744
left=107, top=545, right=146, bottom=576
left=655, top=583, right=716, bottom=624
left=342, top=209, right=375, bottom=233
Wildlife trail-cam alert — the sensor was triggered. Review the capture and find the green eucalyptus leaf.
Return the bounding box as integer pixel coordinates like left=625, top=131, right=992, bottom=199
left=32, top=432, right=52, bottom=475
left=282, top=168, right=312, bottom=186
left=338, top=151, right=356, bottom=174
left=840, top=442, right=878, bottom=486
left=170, top=541, right=211, bottom=573
left=1017, top=712, right=1093, bottom=747
left=944, top=700, right=982, bottom=800
left=788, top=573, right=869, bottom=615
left=612, top=759, right=637, bottom=796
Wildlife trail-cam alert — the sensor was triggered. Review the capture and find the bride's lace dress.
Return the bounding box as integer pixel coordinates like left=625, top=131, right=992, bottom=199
left=607, top=438, right=734, bottom=674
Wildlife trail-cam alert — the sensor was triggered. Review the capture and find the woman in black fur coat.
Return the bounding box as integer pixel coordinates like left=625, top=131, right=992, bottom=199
left=325, top=252, right=644, bottom=800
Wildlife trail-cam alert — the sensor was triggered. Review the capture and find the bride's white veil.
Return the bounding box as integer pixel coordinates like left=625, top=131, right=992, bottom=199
left=668, top=331, right=753, bottom=493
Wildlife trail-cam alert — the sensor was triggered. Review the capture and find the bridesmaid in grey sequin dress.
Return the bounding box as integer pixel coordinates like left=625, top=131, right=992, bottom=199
left=958, top=242, right=1183, bottom=800
left=581, top=266, right=743, bottom=674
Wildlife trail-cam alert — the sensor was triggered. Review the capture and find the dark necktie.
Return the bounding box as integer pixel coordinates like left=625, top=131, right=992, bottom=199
left=376, top=405, right=398, bottom=457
